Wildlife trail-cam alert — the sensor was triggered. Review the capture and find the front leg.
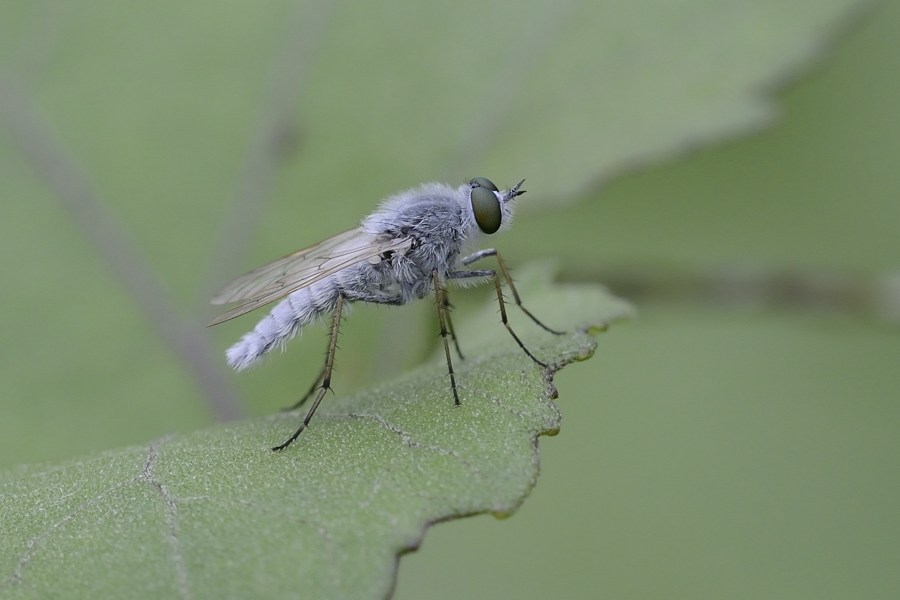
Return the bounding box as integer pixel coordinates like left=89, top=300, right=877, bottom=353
left=447, top=268, right=549, bottom=368
left=460, top=249, right=564, bottom=335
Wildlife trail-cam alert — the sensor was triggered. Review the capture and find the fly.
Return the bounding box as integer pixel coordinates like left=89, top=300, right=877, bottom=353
left=210, top=177, right=563, bottom=451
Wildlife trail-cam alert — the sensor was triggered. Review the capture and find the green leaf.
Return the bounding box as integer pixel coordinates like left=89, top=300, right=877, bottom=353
left=0, top=270, right=633, bottom=599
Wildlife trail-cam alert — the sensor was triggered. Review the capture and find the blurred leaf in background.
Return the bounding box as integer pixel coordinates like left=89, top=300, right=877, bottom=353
left=1, top=0, right=898, bottom=598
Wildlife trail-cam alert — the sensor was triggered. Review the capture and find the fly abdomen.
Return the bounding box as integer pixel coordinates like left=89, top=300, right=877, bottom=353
left=226, top=279, right=340, bottom=370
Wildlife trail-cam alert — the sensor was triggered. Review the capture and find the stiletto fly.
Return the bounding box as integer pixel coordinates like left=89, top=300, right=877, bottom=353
left=210, top=177, right=563, bottom=451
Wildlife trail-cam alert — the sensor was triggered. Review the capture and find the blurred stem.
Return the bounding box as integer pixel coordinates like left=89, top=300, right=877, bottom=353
left=198, top=1, right=335, bottom=307
left=562, top=264, right=900, bottom=324
left=444, top=1, right=578, bottom=178
left=0, top=70, right=245, bottom=422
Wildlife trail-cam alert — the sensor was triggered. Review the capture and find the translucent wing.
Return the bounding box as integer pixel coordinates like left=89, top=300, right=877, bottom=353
left=209, top=228, right=412, bottom=326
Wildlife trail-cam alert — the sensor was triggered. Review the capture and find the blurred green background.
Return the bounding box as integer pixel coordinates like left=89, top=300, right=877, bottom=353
left=2, top=0, right=898, bottom=598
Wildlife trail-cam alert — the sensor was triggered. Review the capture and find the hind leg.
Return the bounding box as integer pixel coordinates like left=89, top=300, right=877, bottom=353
left=273, top=294, right=345, bottom=451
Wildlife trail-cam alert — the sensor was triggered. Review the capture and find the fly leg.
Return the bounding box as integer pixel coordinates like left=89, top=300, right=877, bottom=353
left=282, top=363, right=326, bottom=412
left=434, top=271, right=461, bottom=405
left=460, top=249, right=565, bottom=335
left=273, top=293, right=344, bottom=452
left=443, top=296, right=464, bottom=360
left=447, top=268, right=549, bottom=368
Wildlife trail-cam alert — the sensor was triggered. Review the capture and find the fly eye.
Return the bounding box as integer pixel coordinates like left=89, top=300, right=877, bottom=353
left=471, top=186, right=502, bottom=234
left=469, top=177, right=499, bottom=193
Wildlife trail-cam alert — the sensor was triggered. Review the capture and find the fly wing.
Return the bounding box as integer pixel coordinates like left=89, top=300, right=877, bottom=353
left=211, top=228, right=360, bottom=305
left=209, top=228, right=412, bottom=326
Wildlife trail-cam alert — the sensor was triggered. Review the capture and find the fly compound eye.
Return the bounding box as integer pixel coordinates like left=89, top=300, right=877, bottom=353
left=471, top=186, right=502, bottom=234
left=469, top=177, right=499, bottom=193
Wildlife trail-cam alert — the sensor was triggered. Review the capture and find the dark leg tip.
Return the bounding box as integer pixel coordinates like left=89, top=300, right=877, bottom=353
left=272, top=427, right=305, bottom=452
